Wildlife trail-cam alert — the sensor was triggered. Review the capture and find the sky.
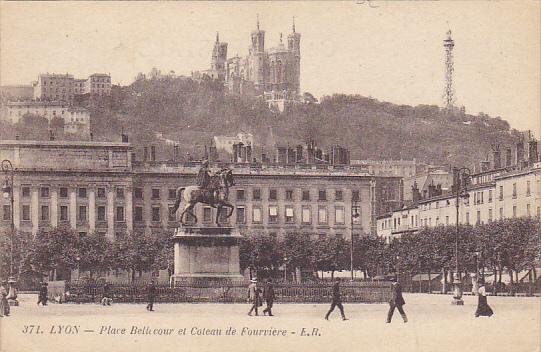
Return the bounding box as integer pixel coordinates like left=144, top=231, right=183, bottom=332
left=1, top=1, right=539, bottom=136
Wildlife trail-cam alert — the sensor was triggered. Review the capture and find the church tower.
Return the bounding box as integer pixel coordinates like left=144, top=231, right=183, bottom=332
left=211, top=32, right=228, bottom=80
left=249, top=16, right=267, bottom=92
left=287, top=18, right=301, bottom=94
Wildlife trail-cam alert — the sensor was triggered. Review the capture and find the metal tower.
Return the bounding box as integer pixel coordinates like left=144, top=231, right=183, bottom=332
left=443, top=30, right=455, bottom=109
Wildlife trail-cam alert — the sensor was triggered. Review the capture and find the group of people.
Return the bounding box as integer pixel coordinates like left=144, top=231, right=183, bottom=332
left=247, top=278, right=275, bottom=316
left=247, top=276, right=493, bottom=322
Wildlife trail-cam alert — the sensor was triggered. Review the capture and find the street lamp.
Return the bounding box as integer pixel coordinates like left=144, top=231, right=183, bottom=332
left=452, top=166, right=471, bottom=306
left=283, top=256, right=288, bottom=282
left=396, top=255, right=400, bottom=283
left=2, top=159, right=17, bottom=304
left=473, top=251, right=481, bottom=296
left=350, top=199, right=360, bottom=281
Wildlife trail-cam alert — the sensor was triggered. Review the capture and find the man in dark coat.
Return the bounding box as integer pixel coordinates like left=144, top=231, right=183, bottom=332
left=262, top=278, right=275, bottom=316
left=325, top=278, right=347, bottom=321
left=387, top=278, right=408, bottom=323
left=146, top=280, right=156, bottom=311
left=37, top=282, right=48, bottom=306
left=247, top=278, right=262, bottom=316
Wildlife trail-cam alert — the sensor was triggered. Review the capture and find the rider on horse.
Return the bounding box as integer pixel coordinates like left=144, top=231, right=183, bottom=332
left=196, top=159, right=217, bottom=206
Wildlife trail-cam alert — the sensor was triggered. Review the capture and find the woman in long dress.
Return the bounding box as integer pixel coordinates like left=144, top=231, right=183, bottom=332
left=475, top=279, right=494, bottom=317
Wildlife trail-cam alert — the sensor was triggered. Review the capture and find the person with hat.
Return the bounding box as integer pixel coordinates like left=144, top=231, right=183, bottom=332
left=475, top=278, right=493, bottom=317
left=325, top=278, right=348, bottom=321
left=262, top=278, right=276, bottom=316
left=247, top=278, right=262, bottom=316
left=196, top=159, right=217, bottom=205
left=146, top=280, right=157, bottom=312
left=0, top=280, right=9, bottom=317
left=386, top=276, right=408, bottom=323
left=37, top=282, right=48, bottom=306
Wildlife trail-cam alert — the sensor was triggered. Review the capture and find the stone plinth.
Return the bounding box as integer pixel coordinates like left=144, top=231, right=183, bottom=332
left=171, top=226, right=243, bottom=284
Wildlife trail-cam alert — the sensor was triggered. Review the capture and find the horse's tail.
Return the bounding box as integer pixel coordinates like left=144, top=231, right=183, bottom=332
left=170, top=187, right=185, bottom=214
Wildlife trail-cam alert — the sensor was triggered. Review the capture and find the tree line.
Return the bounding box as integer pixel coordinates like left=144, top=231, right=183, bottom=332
left=1, top=217, right=538, bottom=288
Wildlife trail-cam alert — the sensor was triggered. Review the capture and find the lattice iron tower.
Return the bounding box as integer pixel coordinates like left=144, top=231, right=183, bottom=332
left=443, top=30, right=455, bottom=109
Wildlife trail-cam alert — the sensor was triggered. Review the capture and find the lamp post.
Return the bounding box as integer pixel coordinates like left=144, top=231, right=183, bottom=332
left=473, top=251, right=480, bottom=296
left=452, top=166, right=471, bottom=306
left=2, top=159, right=17, bottom=305
left=350, top=199, right=360, bottom=281
left=283, top=256, right=288, bottom=282
left=396, top=255, right=400, bottom=283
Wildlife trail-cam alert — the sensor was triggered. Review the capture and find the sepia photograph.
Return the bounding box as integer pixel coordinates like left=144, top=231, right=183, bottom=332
left=0, top=1, right=539, bottom=351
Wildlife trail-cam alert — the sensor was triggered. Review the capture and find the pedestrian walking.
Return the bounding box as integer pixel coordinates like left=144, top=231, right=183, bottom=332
left=325, top=278, right=347, bottom=321
left=386, top=277, right=408, bottom=323
left=101, top=283, right=112, bottom=306
left=262, top=278, right=275, bottom=316
left=0, top=280, right=9, bottom=317
left=247, top=278, right=261, bottom=316
left=37, top=282, right=48, bottom=306
left=475, top=278, right=493, bottom=318
left=146, top=280, right=157, bottom=311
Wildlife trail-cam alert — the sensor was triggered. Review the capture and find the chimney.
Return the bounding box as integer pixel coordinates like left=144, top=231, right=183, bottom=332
left=173, top=145, right=179, bottom=161
left=529, top=140, right=539, bottom=164
left=246, top=145, right=252, bottom=163
left=150, top=146, right=156, bottom=161
left=143, top=147, right=148, bottom=161
left=516, top=141, right=525, bottom=164
left=232, top=143, right=239, bottom=163
left=505, top=148, right=512, bottom=167
left=295, top=145, right=303, bottom=162
left=493, top=149, right=501, bottom=169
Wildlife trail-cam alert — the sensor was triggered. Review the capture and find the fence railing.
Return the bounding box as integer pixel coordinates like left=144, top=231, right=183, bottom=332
left=62, top=280, right=392, bottom=304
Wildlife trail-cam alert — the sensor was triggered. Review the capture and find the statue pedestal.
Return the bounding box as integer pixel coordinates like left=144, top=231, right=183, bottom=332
left=171, top=226, right=243, bottom=284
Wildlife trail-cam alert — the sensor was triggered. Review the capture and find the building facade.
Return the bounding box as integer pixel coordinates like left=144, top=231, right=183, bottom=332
left=0, top=140, right=402, bottom=238
left=32, top=73, right=111, bottom=104
left=4, top=101, right=71, bottom=124
left=0, top=140, right=402, bottom=281
left=84, top=74, right=112, bottom=96
left=33, top=74, right=75, bottom=103
left=377, top=162, right=541, bottom=243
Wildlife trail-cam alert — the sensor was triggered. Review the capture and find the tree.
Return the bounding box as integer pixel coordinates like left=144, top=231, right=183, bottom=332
left=26, top=226, right=79, bottom=280
left=239, top=235, right=282, bottom=279
left=281, top=233, right=314, bottom=281
left=78, top=232, right=112, bottom=279
left=313, top=236, right=350, bottom=278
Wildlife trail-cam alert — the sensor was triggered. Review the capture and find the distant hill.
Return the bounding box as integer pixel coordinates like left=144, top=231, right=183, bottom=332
left=3, top=76, right=521, bottom=168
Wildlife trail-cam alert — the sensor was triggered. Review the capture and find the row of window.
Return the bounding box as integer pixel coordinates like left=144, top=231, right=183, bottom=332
left=21, top=186, right=123, bottom=199
left=419, top=204, right=538, bottom=227
left=1, top=204, right=126, bottom=223
left=21, top=186, right=362, bottom=203
left=381, top=204, right=540, bottom=231
left=234, top=188, right=359, bottom=202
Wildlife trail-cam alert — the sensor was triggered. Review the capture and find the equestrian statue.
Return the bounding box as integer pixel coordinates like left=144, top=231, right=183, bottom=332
left=169, top=160, right=235, bottom=226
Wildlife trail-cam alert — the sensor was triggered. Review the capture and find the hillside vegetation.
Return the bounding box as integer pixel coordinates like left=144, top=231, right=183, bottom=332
left=2, top=75, right=520, bottom=167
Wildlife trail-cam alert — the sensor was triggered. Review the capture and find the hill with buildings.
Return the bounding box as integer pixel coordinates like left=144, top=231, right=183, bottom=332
left=1, top=75, right=521, bottom=168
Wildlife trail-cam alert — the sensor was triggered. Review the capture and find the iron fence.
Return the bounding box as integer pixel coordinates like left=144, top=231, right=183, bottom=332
left=63, top=279, right=392, bottom=304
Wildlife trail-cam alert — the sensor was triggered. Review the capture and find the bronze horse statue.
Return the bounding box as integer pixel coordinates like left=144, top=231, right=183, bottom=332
left=170, top=168, right=235, bottom=226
